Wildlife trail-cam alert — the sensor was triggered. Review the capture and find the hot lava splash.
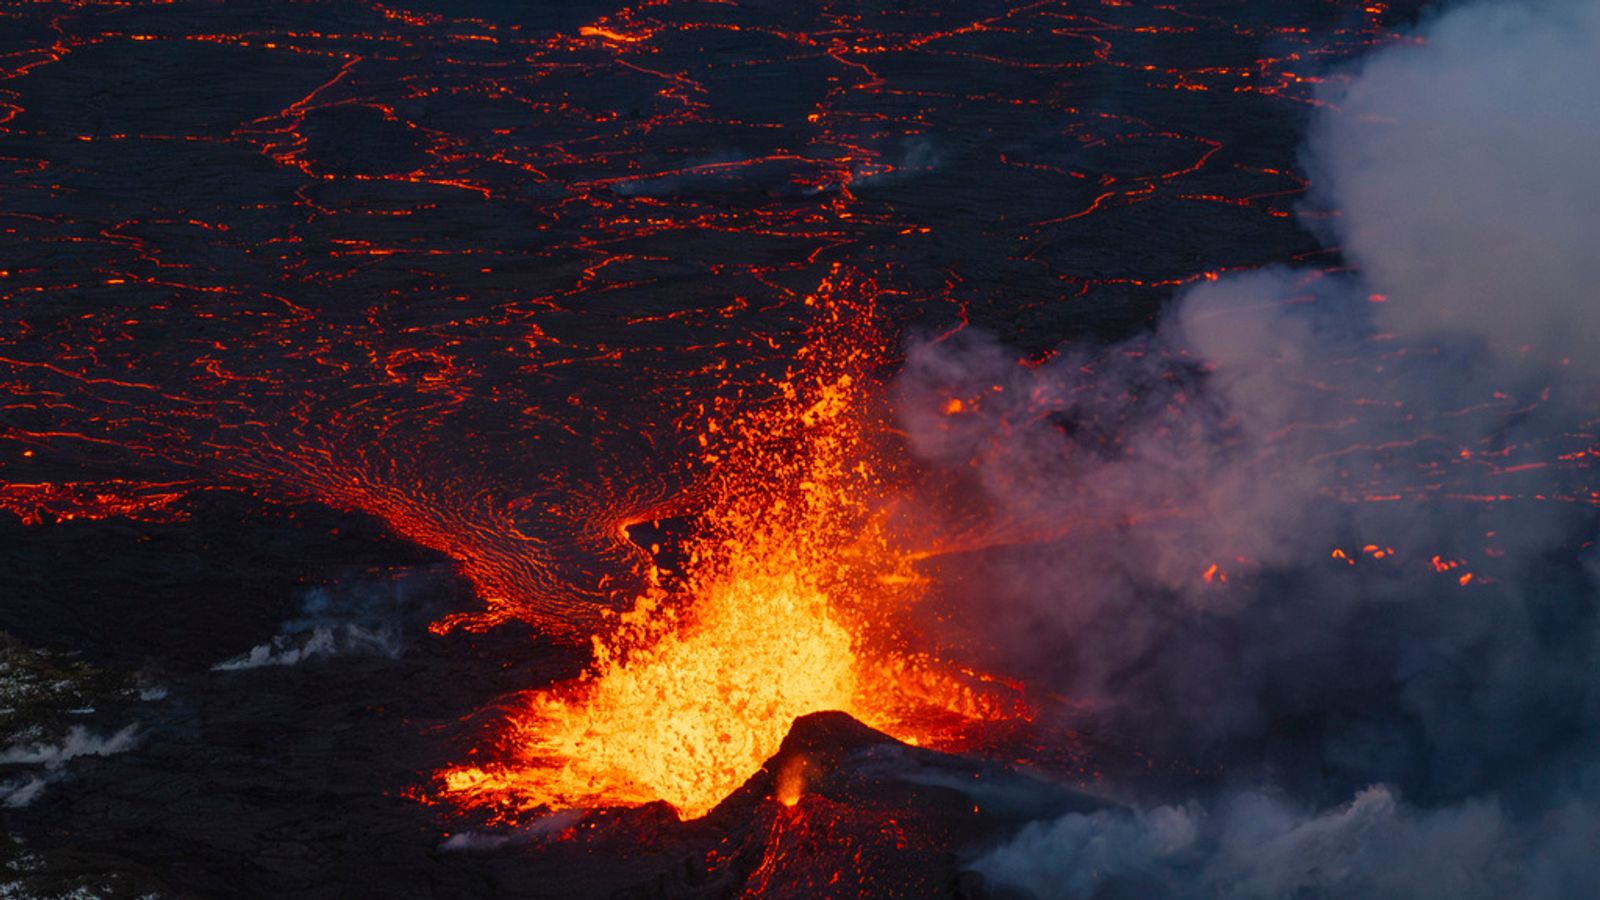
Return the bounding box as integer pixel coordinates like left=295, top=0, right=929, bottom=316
left=440, top=272, right=1024, bottom=820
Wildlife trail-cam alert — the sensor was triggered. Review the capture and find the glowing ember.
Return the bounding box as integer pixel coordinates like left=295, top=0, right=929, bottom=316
left=774, top=754, right=810, bottom=808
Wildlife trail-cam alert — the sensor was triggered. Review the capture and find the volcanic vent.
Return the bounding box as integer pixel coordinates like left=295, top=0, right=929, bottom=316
left=437, top=275, right=1034, bottom=822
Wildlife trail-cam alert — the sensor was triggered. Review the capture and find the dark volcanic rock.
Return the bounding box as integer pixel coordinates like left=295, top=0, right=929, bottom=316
left=1, top=508, right=1095, bottom=899
left=0, top=0, right=1430, bottom=894
left=616, top=712, right=1105, bottom=899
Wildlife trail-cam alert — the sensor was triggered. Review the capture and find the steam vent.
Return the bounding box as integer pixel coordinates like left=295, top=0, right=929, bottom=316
left=5, top=0, right=1600, bottom=897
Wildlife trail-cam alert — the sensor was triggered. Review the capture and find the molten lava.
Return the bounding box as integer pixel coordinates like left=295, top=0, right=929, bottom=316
left=0, top=0, right=1511, bottom=840
left=444, top=562, right=863, bottom=818
left=441, top=280, right=1022, bottom=819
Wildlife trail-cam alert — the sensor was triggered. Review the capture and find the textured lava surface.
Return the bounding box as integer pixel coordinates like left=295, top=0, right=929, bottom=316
left=0, top=0, right=1430, bottom=896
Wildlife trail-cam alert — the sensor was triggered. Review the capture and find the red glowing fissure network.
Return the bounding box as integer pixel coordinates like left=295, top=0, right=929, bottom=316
left=2, top=0, right=1590, bottom=823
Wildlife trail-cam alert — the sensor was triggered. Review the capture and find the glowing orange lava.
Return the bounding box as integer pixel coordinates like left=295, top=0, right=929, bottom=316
left=440, top=275, right=1024, bottom=819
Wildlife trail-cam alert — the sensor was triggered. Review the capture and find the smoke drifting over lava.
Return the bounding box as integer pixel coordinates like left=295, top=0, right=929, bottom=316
left=892, top=0, right=1600, bottom=895
left=1308, top=0, right=1600, bottom=372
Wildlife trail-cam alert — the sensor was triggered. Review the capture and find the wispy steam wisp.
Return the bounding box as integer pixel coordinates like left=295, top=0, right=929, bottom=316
left=210, top=571, right=440, bottom=672
left=0, top=725, right=139, bottom=808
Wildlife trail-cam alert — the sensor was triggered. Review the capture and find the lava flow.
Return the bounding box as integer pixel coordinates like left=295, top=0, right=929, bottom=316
left=11, top=0, right=1567, bottom=890
left=441, top=276, right=1024, bottom=820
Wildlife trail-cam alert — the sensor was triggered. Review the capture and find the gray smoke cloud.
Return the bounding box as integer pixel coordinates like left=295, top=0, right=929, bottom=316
left=894, top=0, right=1600, bottom=895
left=1306, top=0, right=1600, bottom=371
left=973, top=783, right=1600, bottom=900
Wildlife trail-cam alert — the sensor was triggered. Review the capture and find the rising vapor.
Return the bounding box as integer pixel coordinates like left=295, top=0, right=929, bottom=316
left=895, top=0, right=1600, bottom=895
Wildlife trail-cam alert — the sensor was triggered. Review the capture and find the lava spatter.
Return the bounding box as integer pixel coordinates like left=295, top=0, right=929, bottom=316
left=438, top=273, right=1025, bottom=819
